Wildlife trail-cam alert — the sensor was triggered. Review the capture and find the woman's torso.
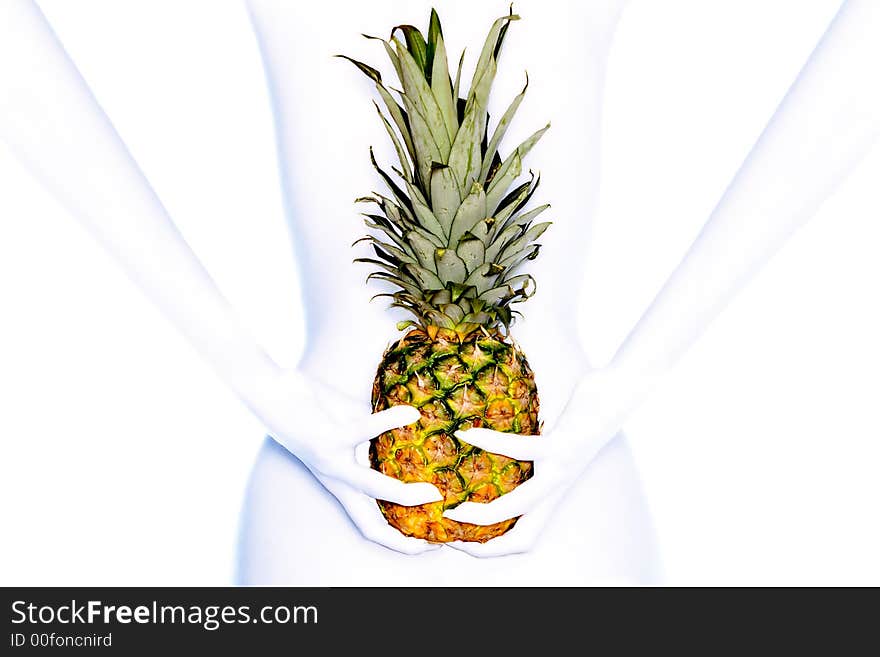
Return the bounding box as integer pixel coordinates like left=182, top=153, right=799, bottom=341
left=236, top=0, right=660, bottom=584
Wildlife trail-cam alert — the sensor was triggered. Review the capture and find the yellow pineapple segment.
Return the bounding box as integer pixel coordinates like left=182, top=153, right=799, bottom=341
left=370, top=328, right=538, bottom=543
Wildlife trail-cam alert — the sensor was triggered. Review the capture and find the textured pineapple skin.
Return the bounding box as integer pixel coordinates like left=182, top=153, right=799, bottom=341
left=370, top=327, right=539, bottom=543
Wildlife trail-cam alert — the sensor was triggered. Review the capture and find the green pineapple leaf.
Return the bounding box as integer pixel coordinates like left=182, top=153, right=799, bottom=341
left=393, top=36, right=452, bottom=159
left=362, top=33, right=403, bottom=81
left=455, top=237, right=486, bottom=274
left=497, top=221, right=551, bottom=262
left=449, top=183, right=487, bottom=246
left=452, top=48, right=466, bottom=108
left=393, top=24, right=428, bottom=74
left=373, top=102, right=412, bottom=182
left=431, top=32, right=457, bottom=142
left=505, top=203, right=550, bottom=229
left=407, top=230, right=441, bottom=272
left=464, top=263, right=497, bottom=294
left=470, top=13, right=519, bottom=98
left=410, top=193, right=447, bottom=241
left=435, top=248, right=468, bottom=285
left=447, top=99, right=481, bottom=200
left=480, top=74, right=529, bottom=184
left=485, top=222, right=522, bottom=262
left=486, top=150, right=522, bottom=215
left=404, top=263, right=445, bottom=290
left=429, top=164, right=460, bottom=236
left=425, top=8, right=442, bottom=80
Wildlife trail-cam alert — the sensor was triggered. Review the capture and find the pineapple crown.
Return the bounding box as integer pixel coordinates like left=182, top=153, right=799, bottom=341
left=341, top=7, right=550, bottom=338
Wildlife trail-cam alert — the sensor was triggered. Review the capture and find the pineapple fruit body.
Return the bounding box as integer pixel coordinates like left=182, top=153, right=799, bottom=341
left=371, top=327, right=539, bottom=543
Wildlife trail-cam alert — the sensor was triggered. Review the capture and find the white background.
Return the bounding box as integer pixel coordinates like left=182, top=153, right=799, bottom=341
left=1, top=0, right=878, bottom=586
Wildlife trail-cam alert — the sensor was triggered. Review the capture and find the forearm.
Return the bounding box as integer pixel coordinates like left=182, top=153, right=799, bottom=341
left=0, top=0, right=279, bottom=403
left=611, top=0, right=880, bottom=377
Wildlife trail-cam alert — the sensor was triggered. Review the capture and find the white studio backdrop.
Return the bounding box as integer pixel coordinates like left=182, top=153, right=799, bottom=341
left=1, top=0, right=878, bottom=586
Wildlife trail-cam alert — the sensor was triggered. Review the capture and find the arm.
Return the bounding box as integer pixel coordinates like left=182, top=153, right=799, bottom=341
left=611, top=0, right=880, bottom=378
left=445, top=0, right=880, bottom=555
left=0, top=0, right=278, bottom=409
left=0, top=0, right=440, bottom=554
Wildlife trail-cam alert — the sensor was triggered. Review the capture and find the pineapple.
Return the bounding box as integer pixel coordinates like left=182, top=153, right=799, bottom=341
left=343, top=7, right=550, bottom=543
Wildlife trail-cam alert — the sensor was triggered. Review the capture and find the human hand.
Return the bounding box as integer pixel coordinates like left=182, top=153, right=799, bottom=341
left=252, top=369, right=443, bottom=555
left=442, top=365, right=659, bottom=557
